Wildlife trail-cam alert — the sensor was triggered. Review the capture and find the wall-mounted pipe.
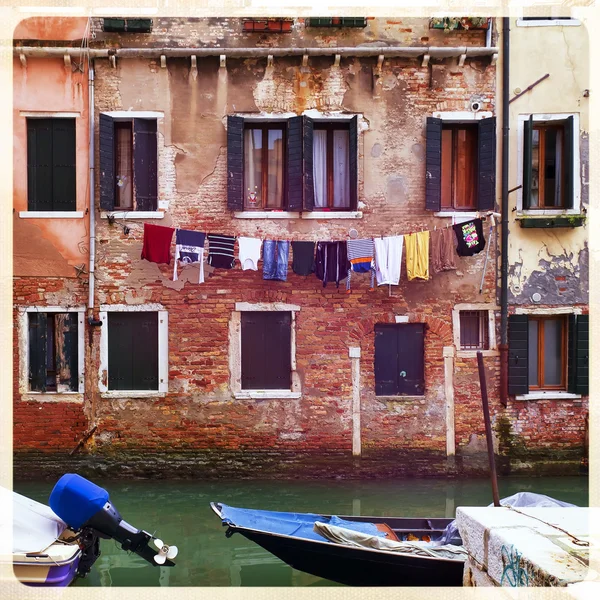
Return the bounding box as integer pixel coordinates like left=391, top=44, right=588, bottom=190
left=14, top=45, right=499, bottom=60
left=88, top=64, right=95, bottom=310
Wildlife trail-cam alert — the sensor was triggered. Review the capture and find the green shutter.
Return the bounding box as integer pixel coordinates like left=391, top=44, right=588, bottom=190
left=52, top=119, right=76, bottom=211
left=303, top=116, right=315, bottom=211
left=28, top=313, right=48, bottom=392
left=568, top=314, right=588, bottom=395
left=286, top=117, right=303, bottom=211
left=522, top=115, right=533, bottom=209
left=508, top=314, right=529, bottom=395
left=564, top=115, right=575, bottom=210
left=425, top=117, right=442, bottom=211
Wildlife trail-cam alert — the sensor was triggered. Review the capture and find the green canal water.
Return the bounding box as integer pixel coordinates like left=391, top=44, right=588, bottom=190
left=14, top=476, right=588, bottom=587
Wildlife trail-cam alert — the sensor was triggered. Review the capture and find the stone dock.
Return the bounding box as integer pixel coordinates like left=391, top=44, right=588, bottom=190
left=456, top=506, right=600, bottom=593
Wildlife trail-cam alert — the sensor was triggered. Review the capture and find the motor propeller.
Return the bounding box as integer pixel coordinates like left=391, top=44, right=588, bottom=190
left=153, top=538, right=179, bottom=565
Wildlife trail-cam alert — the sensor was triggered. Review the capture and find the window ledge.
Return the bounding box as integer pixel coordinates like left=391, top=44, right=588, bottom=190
left=100, top=391, right=167, bottom=399
left=233, top=211, right=301, bottom=219
left=301, top=211, right=362, bottom=219
left=515, top=392, right=583, bottom=401
left=434, top=211, right=480, bottom=220
left=234, top=390, right=301, bottom=399
left=516, top=215, right=586, bottom=229
left=100, top=211, right=165, bottom=220
left=456, top=350, right=499, bottom=358
left=376, top=395, right=425, bottom=401
left=516, top=19, right=580, bottom=27
left=22, top=393, right=83, bottom=403
left=19, top=211, right=84, bottom=219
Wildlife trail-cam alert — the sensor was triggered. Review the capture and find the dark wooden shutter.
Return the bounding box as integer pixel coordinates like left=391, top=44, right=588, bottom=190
left=477, top=117, right=496, bottom=211
left=227, top=116, right=244, bottom=211
left=27, top=119, right=54, bottom=211
left=56, top=313, right=79, bottom=392
left=568, top=314, right=588, bottom=395
left=108, top=313, right=133, bottom=391
left=28, top=312, right=48, bottom=392
left=134, top=312, right=159, bottom=390
left=398, top=324, right=425, bottom=396
left=375, top=325, right=399, bottom=396
left=241, top=312, right=291, bottom=390
left=286, top=116, right=303, bottom=211
left=349, top=115, right=358, bottom=210
left=425, top=117, right=442, bottom=211
left=133, top=119, right=158, bottom=211
left=564, top=115, right=575, bottom=210
left=508, top=314, right=529, bottom=395
left=522, top=115, right=533, bottom=209
left=51, top=119, right=76, bottom=211
left=303, top=116, right=315, bottom=211
left=99, top=113, right=115, bottom=211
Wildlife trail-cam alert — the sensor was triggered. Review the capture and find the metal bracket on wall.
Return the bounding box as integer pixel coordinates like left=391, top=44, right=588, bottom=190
left=71, top=60, right=85, bottom=74
left=19, top=53, right=26, bottom=68
left=490, top=53, right=498, bottom=66
left=63, top=54, right=71, bottom=69
left=458, top=53, right=466, bottom=68
left=109, top=54, right=116, bottom=68
left=422, top=54, right=430, bottom=68
left=160, top=55, right=167, bottom=68
left=509, top=73, right=550, bottom=104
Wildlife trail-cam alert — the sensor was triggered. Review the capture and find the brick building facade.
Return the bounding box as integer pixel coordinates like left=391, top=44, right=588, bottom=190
left=12, top=17, right=588, bottom=479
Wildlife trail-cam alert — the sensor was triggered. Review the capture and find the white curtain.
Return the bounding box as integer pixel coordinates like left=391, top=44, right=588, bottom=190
left=244, top=129, right=261, bottom=204
left=313, top=130, right=327, bottom=208
left=333, top=130, right=350, bottom=208
left=266, top=129, right=283, bottom=208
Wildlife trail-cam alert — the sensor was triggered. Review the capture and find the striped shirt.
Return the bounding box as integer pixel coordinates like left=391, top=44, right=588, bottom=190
left=347, top=238, right=374, bottom=265
left=208, top=234, right=236, bottom=269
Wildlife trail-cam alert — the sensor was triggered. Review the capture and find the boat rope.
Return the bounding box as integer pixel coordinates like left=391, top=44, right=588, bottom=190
left=507, top=506, right=589, bottom=547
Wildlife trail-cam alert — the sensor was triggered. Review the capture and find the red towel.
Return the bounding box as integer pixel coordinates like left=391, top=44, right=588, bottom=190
left=141, top=223, right=174, bottom=264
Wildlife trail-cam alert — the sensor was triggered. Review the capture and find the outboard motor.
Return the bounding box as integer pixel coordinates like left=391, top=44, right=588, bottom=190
left=49, top=474, right=178, bottom=569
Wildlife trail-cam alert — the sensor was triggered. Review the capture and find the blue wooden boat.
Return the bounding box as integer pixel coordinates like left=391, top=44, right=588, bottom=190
left=211, top=502, right=466, bottom=586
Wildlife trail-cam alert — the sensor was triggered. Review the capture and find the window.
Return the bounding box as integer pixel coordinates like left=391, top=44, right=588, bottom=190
left=27, top=118, right=76, bottom=211
left=508, top=313, right=589, bottom=396
left=28, top=312, right=80, bottom=393
left=313, top=122, right=351, bottom=209
left=523, top=116, right=574, bottom=210
left=99, top=306, right=168, bottom=395
left=425, top=116, right=495, bottom=212
left=243, top=123, right=286, bottom=209
left=521, top=17, right=572, bottom=21
left=99, top=114, right=158, bottom=212
left=241, top=312, right=291, bottom=390
left=227, top=115, right=358, bottom=213
left=374, top=323, right=425, bottom=396
left=441, top=124, right=477, bottom=210
left=459, top=310, right=489, bottom=350
left=305, top=17, right=367, bottom=28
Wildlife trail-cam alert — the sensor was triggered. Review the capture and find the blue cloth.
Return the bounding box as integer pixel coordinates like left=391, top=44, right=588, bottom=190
left=49, top=474, right=109, bottom=530
left=263, top=240, right=289, bottom=281
left=218, top=504, right=388, bottom=543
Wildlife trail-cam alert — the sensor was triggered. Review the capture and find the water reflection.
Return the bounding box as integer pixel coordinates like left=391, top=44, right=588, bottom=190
left=13, top=476, right=588, bottom=587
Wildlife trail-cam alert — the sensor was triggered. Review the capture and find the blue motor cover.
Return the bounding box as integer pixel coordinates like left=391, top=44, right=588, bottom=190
left=49, top=474, right=110, bottom=530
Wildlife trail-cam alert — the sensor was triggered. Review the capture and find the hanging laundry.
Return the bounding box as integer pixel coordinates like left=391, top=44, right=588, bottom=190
left=173, top=229, right=206, bottom=283
left=292, top=241, right=316, bottom=276
left=263, top=240, right=290, bottom=281
left=453, top=218, right=486, bottom=257
left=315, top=241, right=350, bottom=288
left=430, top=227, right=457, bottom=274
left=207, top=234, right=236, bottom=269
left=346, top=238, right=375, bottom=292
left=238, top=237, right=262, bottom=271
left=141, top=223, right=175, bottom=265
left=374, top=236, right=403, bottom=286
left=405, top=231, right=430, bottom=281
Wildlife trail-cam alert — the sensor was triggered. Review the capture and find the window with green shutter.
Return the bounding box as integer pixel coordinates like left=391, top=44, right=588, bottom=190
left=27, top=118, right=76, bottom=211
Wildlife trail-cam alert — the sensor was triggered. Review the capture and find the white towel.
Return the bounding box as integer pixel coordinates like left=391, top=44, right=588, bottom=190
left=374, top=235, right=403, bottom=286
left=238, top=237, right=262, bottom=271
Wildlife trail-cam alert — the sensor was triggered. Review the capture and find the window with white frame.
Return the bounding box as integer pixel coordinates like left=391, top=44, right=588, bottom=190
left=452, top=304, right=497, bottom=356
left=99, top=306, right=168, bottom=395
left=518, top=114, right=580, bottom=213
left=19, top=307, right=85, bottom=395
left=230, top=302, right=301, bottom=399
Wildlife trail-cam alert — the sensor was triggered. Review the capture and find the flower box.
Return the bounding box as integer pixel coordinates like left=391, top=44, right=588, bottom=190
left=243, top=19, right=293, bottom=33
left=430, top=17, right=489, bottom=32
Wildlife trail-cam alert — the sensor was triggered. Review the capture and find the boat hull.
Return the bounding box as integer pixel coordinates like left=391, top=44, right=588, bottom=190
left=13, top=551, right=82, bottom=587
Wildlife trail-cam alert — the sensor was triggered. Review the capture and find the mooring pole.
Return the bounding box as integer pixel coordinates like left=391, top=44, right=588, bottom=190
left=477, top=351, right=501, bottom=507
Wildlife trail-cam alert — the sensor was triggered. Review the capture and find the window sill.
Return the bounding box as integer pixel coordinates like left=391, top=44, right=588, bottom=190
left=22, top=393, right=83, bottom=403
left=456, top=349, right=499, bottom=358
left=434, top=211, right=480, bottom=220
left=233, top=211, right=301, bottom=219
left=100, top=211, right=165, bottom=220
left=301, top=211, right=362, bottom=219
left=100, top=391, right=167, bottom=399
left=19, top=211, right=84, bottom=219
left=234, top=390, right=301, bottom=399
left=376, top=395, right=425, bottom=401
left=516, top=19, right=580, bottom=27
left=515, top=391, right=583, bottom=401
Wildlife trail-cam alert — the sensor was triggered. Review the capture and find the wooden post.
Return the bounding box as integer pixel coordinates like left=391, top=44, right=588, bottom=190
left=477, top=351, right=500, bottom=507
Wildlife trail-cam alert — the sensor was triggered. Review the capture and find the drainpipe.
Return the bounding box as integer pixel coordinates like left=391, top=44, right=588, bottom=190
left=88, top=64, right=96, bottom=311
left=499, top=18, right=510, bottom=406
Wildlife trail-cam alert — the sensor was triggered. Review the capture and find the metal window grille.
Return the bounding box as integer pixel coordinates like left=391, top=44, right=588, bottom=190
left=306, top=17, right=367, bottom=28
left=459, top=311, right=489, bottom=350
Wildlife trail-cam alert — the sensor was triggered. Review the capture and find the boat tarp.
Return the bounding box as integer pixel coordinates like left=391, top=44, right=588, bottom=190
left=314, top=522, right=468, bottom=561
left=0, top=486, right=67, bottom=553
left=219, top=504, right=390, bottom=543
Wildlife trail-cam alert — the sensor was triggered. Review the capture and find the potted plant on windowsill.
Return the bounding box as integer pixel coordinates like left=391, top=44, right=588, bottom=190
left=430, top=17, right=489, bottom=32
